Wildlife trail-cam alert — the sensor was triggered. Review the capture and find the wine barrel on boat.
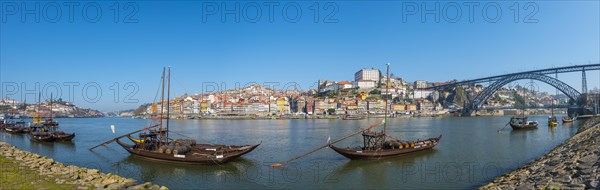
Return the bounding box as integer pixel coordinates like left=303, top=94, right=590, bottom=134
left=172, top=144, right=192, bottom=155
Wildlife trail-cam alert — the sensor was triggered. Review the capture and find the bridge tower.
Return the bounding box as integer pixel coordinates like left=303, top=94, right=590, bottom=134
left=582, top=67, right=588, bottom=94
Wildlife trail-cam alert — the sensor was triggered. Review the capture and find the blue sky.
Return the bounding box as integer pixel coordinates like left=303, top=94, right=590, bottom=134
left=1, top=1, right=599, bottom=111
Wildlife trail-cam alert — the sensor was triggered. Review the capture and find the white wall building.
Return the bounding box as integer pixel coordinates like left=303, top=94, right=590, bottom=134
left=353, top=80, right=376, bottom=89
left=355, top=68, right=380, bottom=82
left=337, top=81, right=353, bottom=89
left=412, top=90, right=434, bottom=99
left=414, top=80, right=427, bottom=89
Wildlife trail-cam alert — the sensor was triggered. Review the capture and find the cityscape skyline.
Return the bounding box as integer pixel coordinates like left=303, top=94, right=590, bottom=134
left=1, top=1, right=599, bottom=111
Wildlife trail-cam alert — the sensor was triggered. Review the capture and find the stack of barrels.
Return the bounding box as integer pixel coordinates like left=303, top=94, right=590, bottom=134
left=158, top=139, right=197, bottom=155
left=384, top=140, right=415, bottom=149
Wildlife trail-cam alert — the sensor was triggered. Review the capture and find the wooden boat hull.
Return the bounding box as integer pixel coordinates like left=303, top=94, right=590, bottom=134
left=562, top=119, right=573, bottom=123
left=116, top=138, right=260, bottom=165
left=30, top=133, right=55, bottom=142
left=5, top=127, right=26, bottom=134
left=330, top=135, right=442, bottom=160
left=510, top=123, right=538, bottom=130
left=53, top=133, right=75, bottom=141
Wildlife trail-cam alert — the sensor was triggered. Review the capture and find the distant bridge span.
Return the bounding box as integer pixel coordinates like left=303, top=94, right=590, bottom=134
left=481, top=104, right=572, bottom=111
left=421, top=64, right=600, bottom=90
left=470, top=73, right=581, bottom=112
left=418, top=63, right=600, bottom=116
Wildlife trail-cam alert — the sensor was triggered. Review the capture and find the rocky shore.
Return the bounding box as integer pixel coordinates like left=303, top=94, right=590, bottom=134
left=480, top=117, right=600, bottom=190
left=0, top=142, right=168, bottom=190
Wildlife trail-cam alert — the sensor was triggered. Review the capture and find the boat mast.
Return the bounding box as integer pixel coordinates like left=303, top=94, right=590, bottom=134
left=50, top=93, right=53, bottom=120
left=166, top=67, right=171, bottom=143
left=384, top=63, right=390, bottom=137
left=23, top=97, right=26, bottom=119
left=12, top=96, right=15, bottom=119
left=38, top=92, right=41, bottom=122
left=159, top=68, right=166, bottom=145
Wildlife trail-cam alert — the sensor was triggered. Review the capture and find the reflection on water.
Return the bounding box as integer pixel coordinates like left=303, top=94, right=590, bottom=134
left=0, top=116, right=581, bottom=189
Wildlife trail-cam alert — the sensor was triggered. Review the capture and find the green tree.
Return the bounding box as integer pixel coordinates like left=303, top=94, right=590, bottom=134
left=327, top=91, right=339, bottom=98
left=327, top=108, right=336, bottom=115
left=369, top=89, right=381, bottom=95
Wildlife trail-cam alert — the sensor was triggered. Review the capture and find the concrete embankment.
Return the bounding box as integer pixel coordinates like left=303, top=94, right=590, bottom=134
left=0, top=142, right=168, bottom=190
left=480, top=117, right=600, bottom=190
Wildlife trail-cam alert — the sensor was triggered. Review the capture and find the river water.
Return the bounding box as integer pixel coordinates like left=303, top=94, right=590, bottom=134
left=0, top=116, right=581, bottom=189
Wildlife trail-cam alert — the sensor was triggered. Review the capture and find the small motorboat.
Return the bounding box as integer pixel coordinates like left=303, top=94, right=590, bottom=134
left=342, top=115, right=365, bottom=120
left=562, top=117, right=574, bottom=123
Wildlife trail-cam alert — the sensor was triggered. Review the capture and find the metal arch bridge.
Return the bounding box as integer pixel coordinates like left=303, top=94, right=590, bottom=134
left=418, top=63, right=600, bottom=116
left=469, top=73, right=581, bottom=112
left=421, top=64, right=600, bottom=90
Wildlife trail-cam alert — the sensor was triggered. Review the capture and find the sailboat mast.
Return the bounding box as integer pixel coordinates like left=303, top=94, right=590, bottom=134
left=166, top=67, right=171, bottom=143
left=23, top=97, right=26, bottom=118
left=50, top=93, right=53, bottom=120
left=159, top=68, right=166, bottom=144
left=384, top=63, right=390, bottom=136
left=38, top=92, right=41, bottom=121
left=12, top=96, right=15, bottom=118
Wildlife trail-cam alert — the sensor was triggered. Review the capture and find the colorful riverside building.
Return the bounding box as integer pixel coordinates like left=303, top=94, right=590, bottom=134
left=276, top=98, right=289, bottom=114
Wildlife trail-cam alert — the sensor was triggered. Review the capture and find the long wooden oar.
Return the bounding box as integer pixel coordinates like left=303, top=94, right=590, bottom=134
left=89, top=124, right=160, bottom=151
left=498, top=122, right=510, bottom=133
left=271, top=121, right=382, bottom=167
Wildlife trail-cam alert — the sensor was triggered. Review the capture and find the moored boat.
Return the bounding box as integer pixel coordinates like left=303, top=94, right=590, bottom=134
left=42, top=119, right=75, bottom=141
left=332, top=64, right=441, bottom=159
left=342, top=115, right=365, bottom=120
left=510, top=116, right=538, bottom=130
left=116, top=137, right=260, bottom=165
left=271, top=63, right=441, bottom=167
left=1, top=100, right=26, bottom=132
left=5, top=121, right=27, bottom=134
left=91, top=67, right=260, bottom=164
left=28, top=93, right=75, bottom=142
left=562, top=116, right=574, bottom=123
left=46, top=94, right=75, bottom=141
left=330, top=134, right=442, bottom=160
left=29, top=124, right=55, bottom=142
left=51, top=130, right=76, bottom=141
left=548, top=116, right=557, bottom=127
